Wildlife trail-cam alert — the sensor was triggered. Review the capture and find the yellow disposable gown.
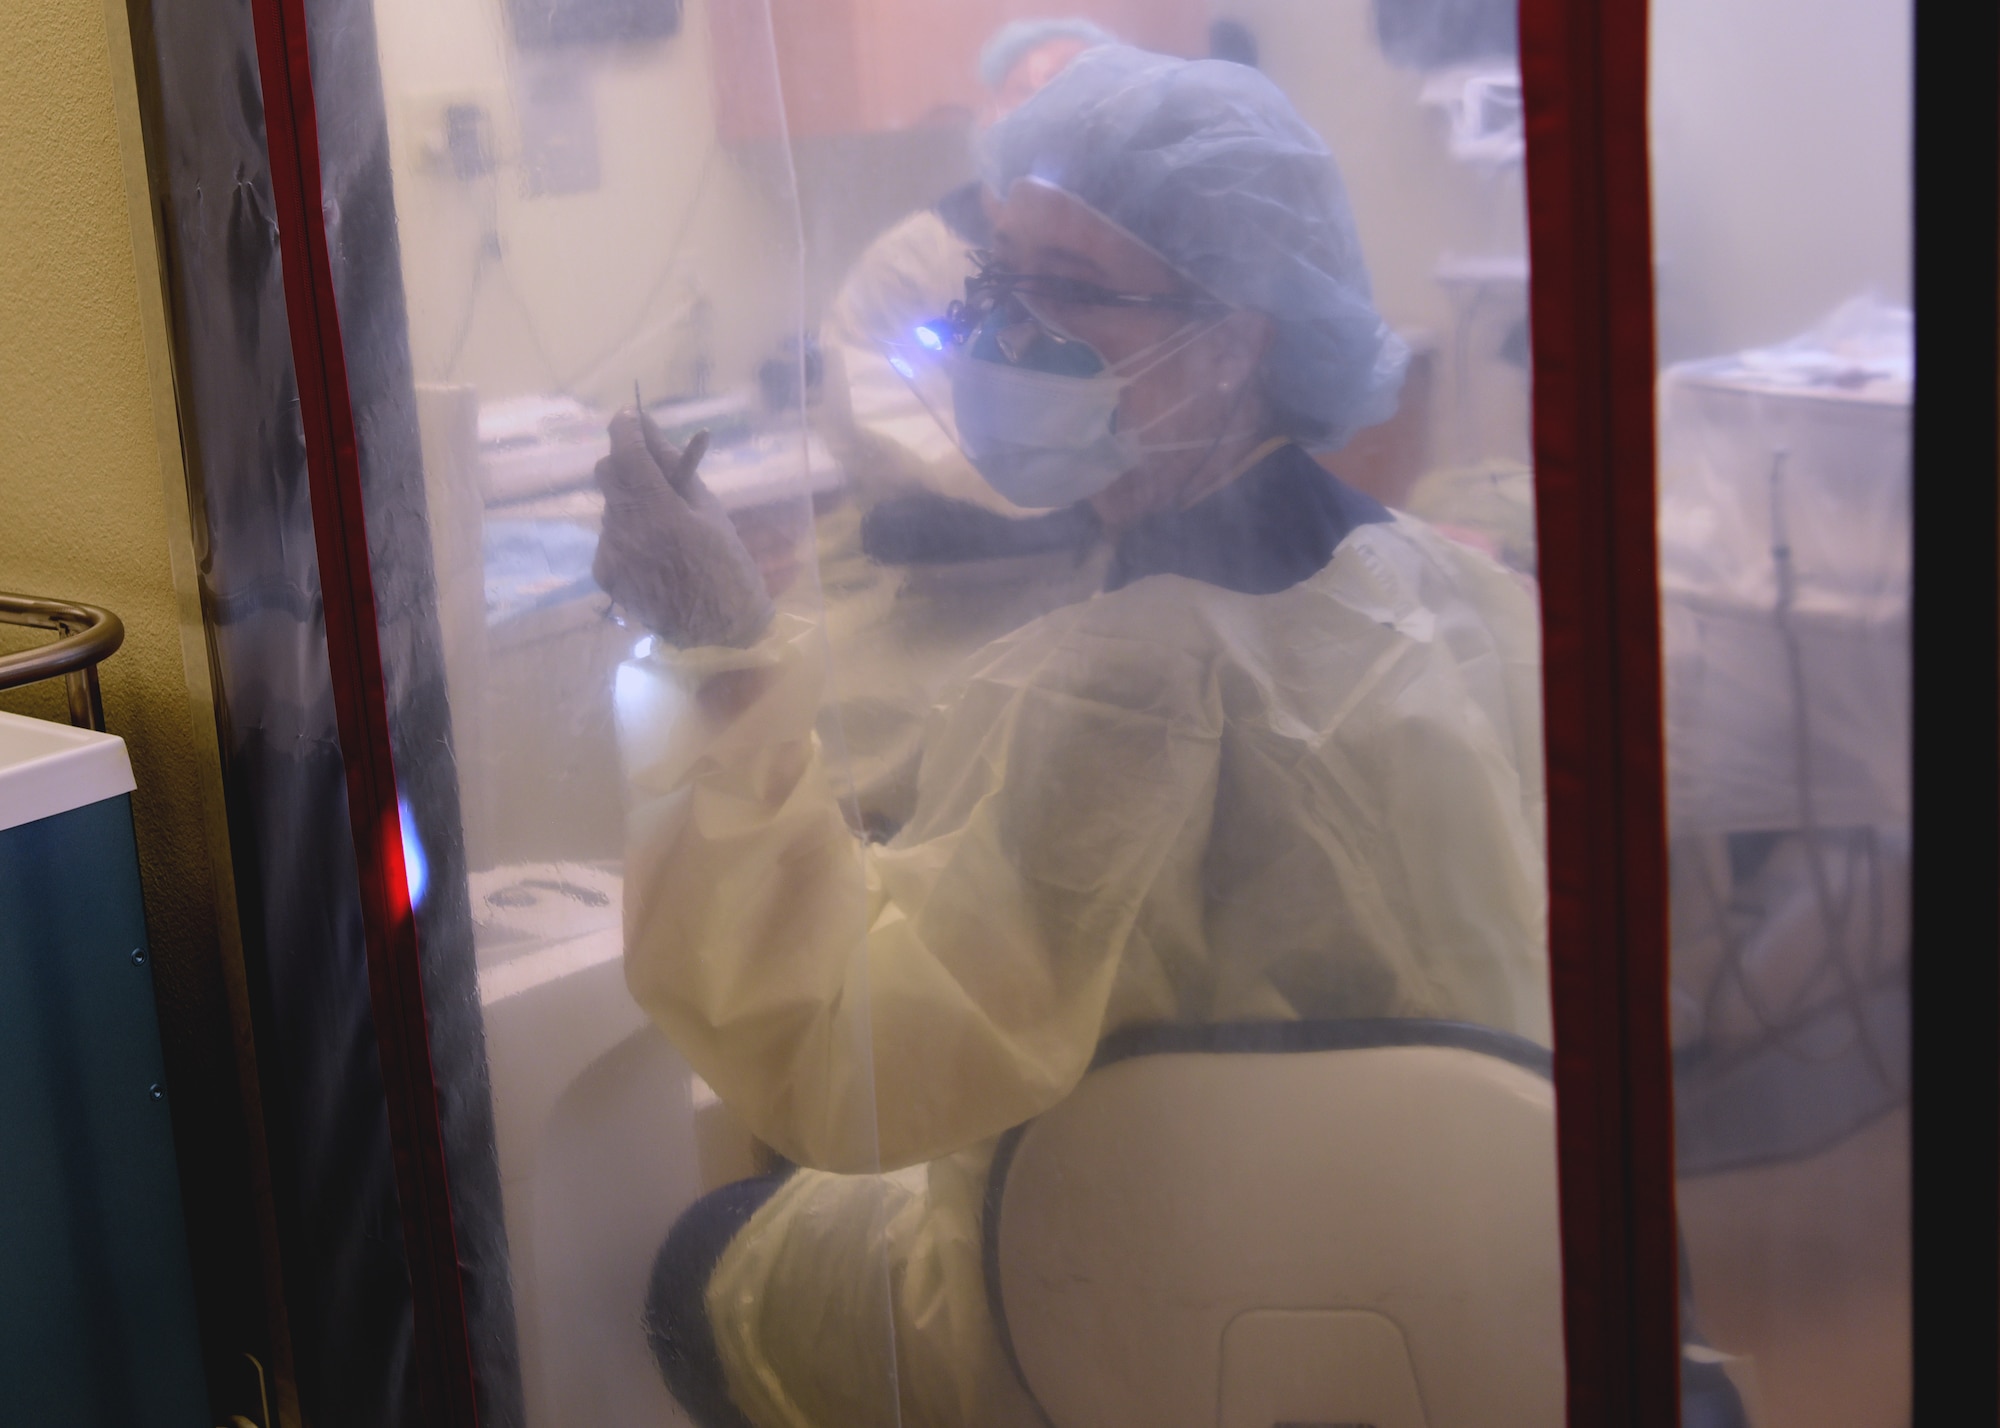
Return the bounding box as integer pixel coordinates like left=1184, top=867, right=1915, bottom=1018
left=615, top=513, right=1548, bottom=1428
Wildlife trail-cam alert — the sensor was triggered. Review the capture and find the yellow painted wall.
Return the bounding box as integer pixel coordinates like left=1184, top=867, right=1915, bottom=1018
left=0, top=0, right=225, bottom=1099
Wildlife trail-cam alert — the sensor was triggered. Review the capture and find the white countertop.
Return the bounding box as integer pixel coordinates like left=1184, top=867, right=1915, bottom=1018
left=0, top=710, right=136, bottom=833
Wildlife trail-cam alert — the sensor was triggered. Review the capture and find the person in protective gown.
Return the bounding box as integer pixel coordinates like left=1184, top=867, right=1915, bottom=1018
left=813, top=17, right=1119, bottom=836
left=594, top=45, right=1549, bottom=1428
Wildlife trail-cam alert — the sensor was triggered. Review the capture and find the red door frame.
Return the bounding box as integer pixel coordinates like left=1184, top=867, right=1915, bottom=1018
left=243, top=0, right=1683, bottom=1422
left=1519, top=0, right=1683, bottom=1423
left=245, top=0, right=481, bottom=1422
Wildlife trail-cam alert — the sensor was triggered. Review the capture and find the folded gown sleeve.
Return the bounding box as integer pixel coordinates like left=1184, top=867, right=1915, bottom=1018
left=618, top=609, right=1223, bottom=1172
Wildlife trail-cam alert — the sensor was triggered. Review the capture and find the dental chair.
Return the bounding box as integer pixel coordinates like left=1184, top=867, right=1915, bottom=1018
left=984, top=1019, right=1753, bottom=1428
left=983, top=1020, right=1567, bottom=1428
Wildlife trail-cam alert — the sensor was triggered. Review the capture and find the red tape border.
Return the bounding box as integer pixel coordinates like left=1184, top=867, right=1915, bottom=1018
left=1518, top=0, right=1683, bottom=1423
left=245, top=0, right=481, bottom=1421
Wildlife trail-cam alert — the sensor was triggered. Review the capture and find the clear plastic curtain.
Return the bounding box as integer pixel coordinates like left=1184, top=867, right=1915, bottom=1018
left=326, top=0, right=1563, bottom=1421
left=1651, top=1, right=1913, bottom=1421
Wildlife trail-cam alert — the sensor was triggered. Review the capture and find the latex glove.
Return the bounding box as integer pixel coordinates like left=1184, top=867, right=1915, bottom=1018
left=592, top=410, right=775, bottom=649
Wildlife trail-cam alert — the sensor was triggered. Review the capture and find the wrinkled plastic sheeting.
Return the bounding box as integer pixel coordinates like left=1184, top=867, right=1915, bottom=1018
left=302, top=0, right=525, bottom=1419
left=137, top=1, right=424, bottom=1423
left=136, top=0, right=522, bottom=1419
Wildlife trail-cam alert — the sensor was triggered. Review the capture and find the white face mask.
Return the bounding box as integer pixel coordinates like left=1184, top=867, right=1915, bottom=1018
left=948, top=310, right=1222, bottom=509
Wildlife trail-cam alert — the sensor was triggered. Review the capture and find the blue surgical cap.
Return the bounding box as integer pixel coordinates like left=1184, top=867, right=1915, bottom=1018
left=978, top=18, right=1120, bottom=92
left=980, top=45, right=1407, bottom=449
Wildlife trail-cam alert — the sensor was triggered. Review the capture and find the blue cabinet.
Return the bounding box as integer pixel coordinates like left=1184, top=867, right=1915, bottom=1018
left=0, top=712, right=208, bottom=1426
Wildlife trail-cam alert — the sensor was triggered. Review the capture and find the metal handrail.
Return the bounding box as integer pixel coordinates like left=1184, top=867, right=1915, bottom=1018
left=0, top=594, right=125, bottom=731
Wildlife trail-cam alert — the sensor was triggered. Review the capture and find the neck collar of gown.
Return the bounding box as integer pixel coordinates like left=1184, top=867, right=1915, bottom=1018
left=1105, top=441, right=1392, bottom=596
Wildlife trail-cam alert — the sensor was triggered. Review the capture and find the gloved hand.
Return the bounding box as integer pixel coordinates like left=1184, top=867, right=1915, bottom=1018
left=592, top=410, right=775, bottom=649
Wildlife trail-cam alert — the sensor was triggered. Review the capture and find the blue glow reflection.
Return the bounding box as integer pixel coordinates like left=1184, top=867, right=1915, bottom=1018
left=399, top=794, right=429, bottom=910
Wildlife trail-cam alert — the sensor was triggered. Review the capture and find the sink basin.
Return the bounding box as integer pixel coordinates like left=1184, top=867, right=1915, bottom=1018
left=0, top=711, right=135, bottom=834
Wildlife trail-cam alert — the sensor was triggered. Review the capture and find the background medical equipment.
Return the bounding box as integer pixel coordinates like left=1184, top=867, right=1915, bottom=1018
left=1659, top=298, right=1911, bottom=1173
left=1379, top=0, right=1535, bottom=537
left=1660, top=298, right=1912, bottom=1428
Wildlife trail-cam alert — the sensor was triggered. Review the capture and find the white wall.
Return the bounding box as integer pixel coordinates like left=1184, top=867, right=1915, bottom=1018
left=1227, top=0, right=1526, bottom=343
left=1227, top=0, right=1532, bottom=464
left=372, top=0, right=801, bottom=409
left=1650, top=0, right=1911, bottom=362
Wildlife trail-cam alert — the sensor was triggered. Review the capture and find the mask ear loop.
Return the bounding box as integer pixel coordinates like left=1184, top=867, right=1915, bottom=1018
left=1114, top=318, right=1265, bottom=478
left=1090, top=309, right=1230, bottom=382
left=1078, top=312, right=1242, bottom=466
left=1142, top=371, right=1261, bottom=501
